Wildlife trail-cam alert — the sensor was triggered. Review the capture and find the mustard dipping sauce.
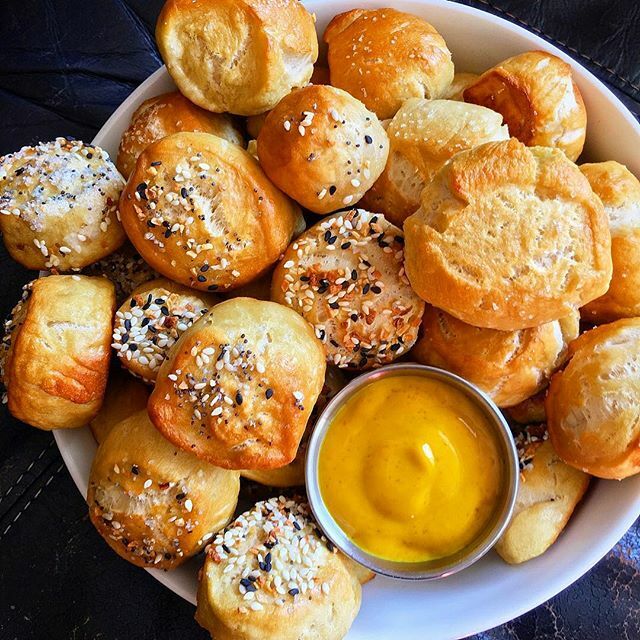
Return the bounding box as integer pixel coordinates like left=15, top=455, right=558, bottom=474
left=318, top=375, right=504, bottom=563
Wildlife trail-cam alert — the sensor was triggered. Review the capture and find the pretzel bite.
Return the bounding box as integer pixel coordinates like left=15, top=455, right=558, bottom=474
left=0, top=138, right=125, bottom=270
left=88, top=410, right=240, bottom=569
left=119, top=132, right=303, bottom=292
left=324, top=8, right=454, bottom=119
left=495, top=425, right=590, bottom=564
left=580, top=161, right=640, bottom=322
left=360, top=99, right=509, bottom=225
left=241, top=367, right=347, bottom=487
left=272, top=209, right=424, bottom=369
left=148, top=298, right=326, bottom=470
left=547, top=319, right=640, bottom=479
left=89, top=370, right=150, bottom=444
left=156, top=0, right=318, bottom=116
left=2, top=275, right=115, bottom=430
left=117, top=91, right=244, bottom=178
left=412, top=306, right=579, bottom=407
left=81, top=242, right=158, bottom=303
left=464, top=51, right=587, bottom=161
left=404, top=138, right=612, bottom=330
left=257, top=85, right=389, bottom=214
left=112, top=278, right=219, bottom=383
left=195, top=497, right=361, bottom=640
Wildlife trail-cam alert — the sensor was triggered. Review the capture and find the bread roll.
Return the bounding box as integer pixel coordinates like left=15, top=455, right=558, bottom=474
left=89, top=371, right=150, bottom=444
left=464, top=51, right=586, bottom=161
left=148, top=298, right=326, bottom=469
left=156, top=0, right=318, bottom=116
left=272, top=209, right=424, bottom=369
left=241, top=367, right=346, bottom=486
left=119, top=132, right=303, bottom=292
left=412, top=306, right=579, bottom=407
left=495, top=427, right=590, bottom=564
left=324, top=8, right=454, bottom=119
left=2, top=275, right=115, bottom=430
left=547, top=318, right=640, bottom=479
left=81, top=242, right=158, bottom=303
left=117, top=91, right=244, bottom=178
left=257, top=85, right=389, bottom=214
left=112, top=278, right=219, bottom=383
left=195, top=497, right=361, bottom=640
left=580, top=161, right=640, bottom=322
left=88, top=410, right=240, bottom=569
left=441, top=72, right=479, bottom=101
left=360, top=99, right=509, bottom=225
left=0, top=138, right=125, bottom=270
left=404, top=138, right=612, bottom=330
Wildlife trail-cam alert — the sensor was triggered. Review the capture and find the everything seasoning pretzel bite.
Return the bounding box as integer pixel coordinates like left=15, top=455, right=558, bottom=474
left=112, top=277, right=219, bottom=383
left=0, top=138, right=125, bottom=271
left=88, top=410, right=240, bottom=570
left=119, top=132, right=303, bottom=292
left=271, top=209, right=425, bottom=369
left=257, top=84, right=389, bottom=214
left=195, top=497, right=361, bottom=640
left=148, top=298, right=326, bottom=470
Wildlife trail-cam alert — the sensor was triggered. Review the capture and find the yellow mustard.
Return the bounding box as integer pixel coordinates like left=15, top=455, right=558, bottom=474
left=318, top=375, right=504, bottom=563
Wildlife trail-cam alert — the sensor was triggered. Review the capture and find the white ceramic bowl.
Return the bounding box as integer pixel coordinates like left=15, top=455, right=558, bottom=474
left=55, top=1, right=640, bottom=638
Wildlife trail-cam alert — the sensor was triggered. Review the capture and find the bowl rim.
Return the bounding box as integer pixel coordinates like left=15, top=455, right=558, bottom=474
left=305, top=363, right=520, bottom=580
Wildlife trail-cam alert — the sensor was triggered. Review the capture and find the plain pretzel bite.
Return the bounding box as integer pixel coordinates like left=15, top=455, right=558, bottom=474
left=412, top=306, right=579, bottom=408
left=360, top=99, right=509, bottom=225
left=580, top=161, right=640, bottom=322
left=271, top=209, right=424, bottom=369
left=404, top=138, right=612, bottom=330
left=2, top=275, right=115, bottom=430
left=464, top=51, right=587, bottom=161
left=324, top=8, right=454, bottom=119
left=118, top=132, right=303, bottom=292
left=156, top=0, right=318, bottom=116
left=495, top=427, right=590, bottom=564
left=148, top=298, right=326, bottom=470
left=546, top=318, right=640, bottom=480
left=0, top=138, right=125, bottom=271
left=88, top=409, right=240, bottom=570
left=117, top=91, right=244, bottom=178
left=257, top=85, right=389, bottom=214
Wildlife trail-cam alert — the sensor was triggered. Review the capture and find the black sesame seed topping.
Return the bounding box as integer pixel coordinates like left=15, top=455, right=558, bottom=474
left=176, top=492, right=186, bottom=500
left=197, top=275, right=206, bottom=282
left=364, top=135, right=373, bottom=144
left=180, top=187, right=188, bottom=198
left=371, top=285, right=382, bottom=294
left=235, top=392, right=243, bottom=405
left=329, top=185, right=337, bottom=195
left=160, top=305, right=170, bottom=316
left=131, top=465, right=139, bottom=475
left=200, top=264, right=209, bottom=272
left=288, top=588, right=299, bottom=596
left=208, top=285, right=219, bottom=291
left=341, top=242, right=351, bottom=250
left=329, top=302, right=339, bottom=310
left=265, top=388, right=273, bottom=399
left=350, top=313, right=358, bottom=321
left=363, top=283, right=370, bottom=294
left=151, top=161, right=162, bottom=166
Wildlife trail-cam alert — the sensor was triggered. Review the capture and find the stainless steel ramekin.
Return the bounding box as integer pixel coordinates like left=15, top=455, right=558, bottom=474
left=305, top=363, right=519, bottom=580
